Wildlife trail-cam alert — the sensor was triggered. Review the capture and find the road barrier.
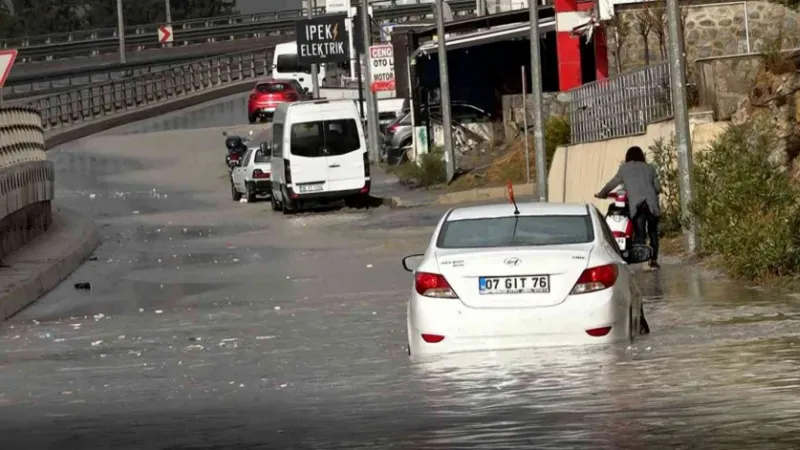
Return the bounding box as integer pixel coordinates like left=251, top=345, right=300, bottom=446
left=3, top=0, right=474, bottom=62
left=0, top=107, right=54, bottom=261
left=32, top=47, right=272, bottom=131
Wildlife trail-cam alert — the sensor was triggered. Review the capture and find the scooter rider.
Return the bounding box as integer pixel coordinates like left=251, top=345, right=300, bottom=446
left=594, top=146, right=662, bottom=270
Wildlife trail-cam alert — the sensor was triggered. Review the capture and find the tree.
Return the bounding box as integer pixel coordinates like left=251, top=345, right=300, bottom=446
left=12, top=0, right=83, bottom=36
left=0, top=1, right=20, bottom=38
left=79, top=0, right=238, bottom=30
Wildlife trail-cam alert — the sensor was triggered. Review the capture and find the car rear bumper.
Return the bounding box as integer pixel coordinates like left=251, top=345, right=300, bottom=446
left=407, top=287, right=631, bottom=356
left=246, top=180, right=272, bottom=194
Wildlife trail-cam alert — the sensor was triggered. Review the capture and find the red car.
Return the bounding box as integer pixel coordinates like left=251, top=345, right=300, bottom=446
left=247, top=79, right=309, bottom=124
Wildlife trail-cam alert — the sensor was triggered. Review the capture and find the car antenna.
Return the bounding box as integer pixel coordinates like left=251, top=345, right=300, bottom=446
left=506, top=180, right=520, bottom=215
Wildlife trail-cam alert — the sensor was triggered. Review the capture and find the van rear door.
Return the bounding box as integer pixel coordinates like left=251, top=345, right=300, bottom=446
left=324, top=118, right=367, bottom=192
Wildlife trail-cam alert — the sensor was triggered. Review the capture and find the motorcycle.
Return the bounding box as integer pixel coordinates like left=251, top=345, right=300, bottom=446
left=223, top=130, right=253, bottom=170
left=603, top=189, right=633, bottom=258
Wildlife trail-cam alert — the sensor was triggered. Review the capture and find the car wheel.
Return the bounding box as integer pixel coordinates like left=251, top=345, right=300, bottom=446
left=231, top=181, right=242, bottom=201
left=248, top=114, right=257, bottom=124
left=246, top=182, right=256, bottom=203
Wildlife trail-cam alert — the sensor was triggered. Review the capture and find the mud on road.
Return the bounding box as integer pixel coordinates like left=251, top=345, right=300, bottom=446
left=2, top=95, right=800, bottom=449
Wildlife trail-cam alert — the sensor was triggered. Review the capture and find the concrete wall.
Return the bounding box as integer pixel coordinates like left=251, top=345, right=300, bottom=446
left=548, top=117, right=728, bottom=208
left=501, top=92, right=569, bottom=141
left=0, top=108, right=53, bottom=261
left=607, top=1, right=800, bottom=78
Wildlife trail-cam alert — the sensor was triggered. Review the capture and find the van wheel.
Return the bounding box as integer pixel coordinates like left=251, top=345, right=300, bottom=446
left=270, top=192, right=280, bottom=211
left=231, top=181, right=242, bottom=201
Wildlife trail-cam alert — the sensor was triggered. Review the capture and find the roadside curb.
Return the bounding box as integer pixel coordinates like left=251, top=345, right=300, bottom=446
left=377, top=182, right=537, bottom=210
left=0, top=210, right=101, bottom=320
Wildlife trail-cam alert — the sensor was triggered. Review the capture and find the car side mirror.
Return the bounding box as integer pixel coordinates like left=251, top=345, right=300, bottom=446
left=402, top=254, right=424, bottom=272
left=624, top=245, right=653, bottom=264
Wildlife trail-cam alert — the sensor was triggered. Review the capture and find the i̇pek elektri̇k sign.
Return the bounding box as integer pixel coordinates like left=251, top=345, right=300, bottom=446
left=295, top=15, right=350, bottom=66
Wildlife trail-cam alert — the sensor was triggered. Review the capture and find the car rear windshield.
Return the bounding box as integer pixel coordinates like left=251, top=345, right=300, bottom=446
left=254, top=149, right=270, bottom=163
left=290, top=119, right=360, bottom=158
left=437, top=215, right=595, bottom=248
left=256, top=83, right=289, bottom=93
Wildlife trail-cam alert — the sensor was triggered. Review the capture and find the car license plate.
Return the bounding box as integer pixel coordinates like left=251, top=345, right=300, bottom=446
left=616, top=237, right=626, bottom=250
left=479, top=275, right=550, bottom=295
left=298, top=183, right=323, bottom=193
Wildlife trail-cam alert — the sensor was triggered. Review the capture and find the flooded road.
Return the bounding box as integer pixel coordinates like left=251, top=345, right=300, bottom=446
left=2, top=95, right=800, bottom=449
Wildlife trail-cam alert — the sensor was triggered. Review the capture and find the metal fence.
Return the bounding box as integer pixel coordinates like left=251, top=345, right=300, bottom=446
left=568, top=62, right=673, bottom=144
left=3, top=0, right=474, bottom=62
left=30, top=48, right=272, bottom=130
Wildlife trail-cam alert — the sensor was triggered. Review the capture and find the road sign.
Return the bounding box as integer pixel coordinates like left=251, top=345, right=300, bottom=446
left=295, top=15, right=350, bottom=65
left=368, top=44, right=395, bottom=93
left=326, top=0, right=348, bottom=14
left=0, top=49, right=18, bottom=89
left=158, top=25, right=173, bottom=44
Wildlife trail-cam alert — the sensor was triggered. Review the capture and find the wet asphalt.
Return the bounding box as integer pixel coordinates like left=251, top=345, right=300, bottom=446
left=2, top=94, right=800, bottom=449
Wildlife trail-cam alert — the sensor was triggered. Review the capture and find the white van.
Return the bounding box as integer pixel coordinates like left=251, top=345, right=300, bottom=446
left=272, top=41, right=326, bottom=93
left=268, top=99, right=370, bottom=213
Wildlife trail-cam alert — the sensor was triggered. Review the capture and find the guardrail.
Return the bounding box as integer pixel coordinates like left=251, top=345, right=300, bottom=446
left=29, top=47, right=272, bottom=130
left=0, top=107, right=54, bottom=261
left=5, top=0, right=473, bottom=62
left=567, top=62, right=674, bottom=144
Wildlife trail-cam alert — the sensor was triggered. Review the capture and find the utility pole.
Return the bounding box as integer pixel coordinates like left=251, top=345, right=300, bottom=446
left=476, top=0, right=486, bottom=16
left=666, top=0, right=697, bottom=253
left=435, top=0, right=455, bottom=181
left=116, top=0, right=126, bottom=64
left=528, top=0, right=547, bottom=201
left=165, top=0, right=173, bottom=48
left=361, top=0, right=381, bottom=163
left=308, top=0, right=320, bottom=98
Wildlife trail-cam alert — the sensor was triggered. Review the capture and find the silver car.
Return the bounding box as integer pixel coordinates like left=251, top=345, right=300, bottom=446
left=382, top=102, right=491, bottom=164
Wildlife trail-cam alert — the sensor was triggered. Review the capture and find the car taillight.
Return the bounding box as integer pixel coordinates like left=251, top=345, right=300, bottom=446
left=249, top=93, right=258, bottom=100
left=285, top=160, right=292, bottom=184
left=387, top=123, right=399, bottom=134
left=253, top=169, right=270, bottom=179
left=570, top=264, right=618, bottom=295
left=414, top=272, right=458, bottom=298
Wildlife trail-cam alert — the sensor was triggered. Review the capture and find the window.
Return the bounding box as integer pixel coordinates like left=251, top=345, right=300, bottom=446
left=451, top=105, right=487, bottom=121
left=254, top=149, right=270, bottom=163
left=379, top=112, right=398, bottom=122
left=289, top=119, right=360, bottom=158
left=256, top=83, right=289, bottom=93
left=276, top=54, right=311, bottom=74
left=242, top=149, right=253, bottom=166
left=593, top=207, right=621, bottom=256
left=271, top=124, right=284, bottom=157
left=437, top=215, right=595, bottom=249
left=290, top=80, right=305, bottom=93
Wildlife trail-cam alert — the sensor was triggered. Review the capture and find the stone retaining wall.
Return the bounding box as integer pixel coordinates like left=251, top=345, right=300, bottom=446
left=607, top=1, right=800, bottom=78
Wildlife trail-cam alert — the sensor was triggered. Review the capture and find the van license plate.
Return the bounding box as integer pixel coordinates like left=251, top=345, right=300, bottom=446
left=298, top=184, right=323, bottom=193
left=479, top=276, right=550, bottom=295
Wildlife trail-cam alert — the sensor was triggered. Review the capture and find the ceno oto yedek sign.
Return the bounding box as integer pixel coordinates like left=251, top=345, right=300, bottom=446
left=369, top=44, right=395, bottom=92
left=295, top=15, right=350, bottom=66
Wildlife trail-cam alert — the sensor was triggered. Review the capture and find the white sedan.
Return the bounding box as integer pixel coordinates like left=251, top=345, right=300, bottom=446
left=402, top=202, right=652, bottom=357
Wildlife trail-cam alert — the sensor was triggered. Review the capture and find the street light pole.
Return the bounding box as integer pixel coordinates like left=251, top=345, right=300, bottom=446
left=528, top=0, right=547, bottom=201
left=308, top=0, right=320, bottom=98
left=435, top=0, right=455, bottom=181
left=666, top=0, right=698, bottom=253
left=164, top=0, right=173, bottom=48
left=116, top=0, right=126, bottom=64
left=361, top=0, right=381, bottom=163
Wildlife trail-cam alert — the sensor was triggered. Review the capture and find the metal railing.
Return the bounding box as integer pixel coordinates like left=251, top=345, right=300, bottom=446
left=568, top=62, right=673, bottom=144
left=0, top=107, right=54, bottom=260
left=28, top=47, right=273, bottom=130
left=4, top=0, right=474, bottom=62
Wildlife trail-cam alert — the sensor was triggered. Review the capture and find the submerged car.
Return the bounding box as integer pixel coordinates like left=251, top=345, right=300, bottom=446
left=402, top=202, right=651, bottom=357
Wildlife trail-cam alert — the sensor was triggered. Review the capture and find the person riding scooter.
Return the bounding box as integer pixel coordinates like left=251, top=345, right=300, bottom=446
left=594, top=146, right=662, bottom=270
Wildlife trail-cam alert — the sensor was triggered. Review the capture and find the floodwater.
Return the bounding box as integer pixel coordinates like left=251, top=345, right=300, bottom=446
left=1, top=93, right=800, bottom=449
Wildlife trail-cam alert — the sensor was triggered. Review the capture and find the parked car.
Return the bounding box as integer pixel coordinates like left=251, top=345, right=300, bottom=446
left=383, top=102, right=491, bottom=164
left=247, top=79, right=310, bottom=124
left=230, top=129, right=273, bottom=202
left=401, top=202, right=653, bottom=357
left=268, top=99, right=370, bottom=214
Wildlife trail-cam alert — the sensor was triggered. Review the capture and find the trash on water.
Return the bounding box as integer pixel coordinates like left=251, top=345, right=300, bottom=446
left=74, top=282, right=91, bottom=290
left=133, top=211, right=140, bottom=215
left=91, top=340, right=103, bottom=346
left=155, top=310, right=163, bottom=314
